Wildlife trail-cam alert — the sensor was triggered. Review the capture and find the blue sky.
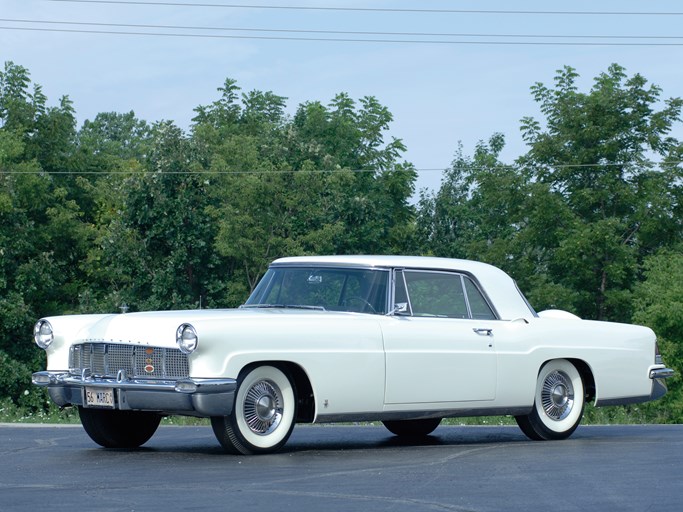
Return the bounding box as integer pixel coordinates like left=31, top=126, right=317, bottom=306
left=2, top=0, right=682, bottom=196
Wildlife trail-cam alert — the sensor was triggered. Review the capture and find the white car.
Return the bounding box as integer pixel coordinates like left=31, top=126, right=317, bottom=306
left=32, top=255, right=673, bottom=454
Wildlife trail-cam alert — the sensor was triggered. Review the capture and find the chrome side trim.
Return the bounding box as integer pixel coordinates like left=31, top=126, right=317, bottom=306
left=315, top=406, right=532, bottom=424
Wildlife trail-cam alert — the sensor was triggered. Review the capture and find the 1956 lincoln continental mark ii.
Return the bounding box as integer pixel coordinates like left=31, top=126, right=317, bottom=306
left=32, top=255, right=674, bottom=454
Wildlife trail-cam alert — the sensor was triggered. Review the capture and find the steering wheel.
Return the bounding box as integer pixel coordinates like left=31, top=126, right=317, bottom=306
left=341, top=297, right=377, bottom=314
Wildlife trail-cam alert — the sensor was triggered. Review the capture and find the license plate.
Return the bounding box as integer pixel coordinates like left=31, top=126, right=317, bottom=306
left=84, top=387, right=115, bottom=408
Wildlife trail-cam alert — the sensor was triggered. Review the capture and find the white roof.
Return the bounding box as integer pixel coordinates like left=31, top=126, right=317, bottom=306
left=271, top=255, right=535, bottom=320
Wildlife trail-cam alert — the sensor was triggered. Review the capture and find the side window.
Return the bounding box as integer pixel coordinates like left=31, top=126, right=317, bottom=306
left=463, top=277, right=496, bottom=320
left=403, top=271, right=469, bottom=318
left=396, top=271, right=497, bottom=320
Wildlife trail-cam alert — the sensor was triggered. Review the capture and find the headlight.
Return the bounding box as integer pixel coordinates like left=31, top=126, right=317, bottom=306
left=176, top=323, right=198, bottom=354
left=33, top=320, right=54, bottom=349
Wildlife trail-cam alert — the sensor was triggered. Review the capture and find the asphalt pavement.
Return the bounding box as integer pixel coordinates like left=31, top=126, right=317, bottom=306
left=1, top=423, right=681, bottom=511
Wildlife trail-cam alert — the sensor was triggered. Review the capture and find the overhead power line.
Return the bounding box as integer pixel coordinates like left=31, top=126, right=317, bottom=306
left=5, top=25, right=683, bottom=46
left=42, top=0, right=683, bottom=16
left=3, top=18, right=683, bottom=41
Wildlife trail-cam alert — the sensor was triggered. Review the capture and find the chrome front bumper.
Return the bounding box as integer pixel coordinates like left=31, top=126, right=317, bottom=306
left=32, top=371, right=237, bottom=417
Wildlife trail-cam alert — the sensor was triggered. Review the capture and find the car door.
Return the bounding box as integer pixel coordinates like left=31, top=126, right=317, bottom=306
left=382, top=269, right=498, bottom=404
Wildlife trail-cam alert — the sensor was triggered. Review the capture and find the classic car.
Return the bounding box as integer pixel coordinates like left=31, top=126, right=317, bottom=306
left=32, top=255, right=674, bottom=454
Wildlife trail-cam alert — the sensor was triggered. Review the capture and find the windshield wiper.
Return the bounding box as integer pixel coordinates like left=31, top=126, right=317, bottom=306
left=240, top=304, right=326, bottom=311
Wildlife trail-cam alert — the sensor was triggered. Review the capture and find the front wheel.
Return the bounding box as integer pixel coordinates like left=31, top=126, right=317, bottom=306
left=78, top=407, right=161, bottom=448
left=211, top=365, right=297, bottom=455
left=515, top=359, right=585, bottom=441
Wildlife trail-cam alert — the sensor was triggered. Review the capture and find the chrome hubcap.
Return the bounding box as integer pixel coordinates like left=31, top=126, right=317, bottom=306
left=541, top=370, right=574, bottom=421
left=243, top=380, right=283, bottom=435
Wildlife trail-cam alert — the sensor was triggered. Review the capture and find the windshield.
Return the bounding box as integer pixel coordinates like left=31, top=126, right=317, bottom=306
left=244, top=266, right=389, bottom=315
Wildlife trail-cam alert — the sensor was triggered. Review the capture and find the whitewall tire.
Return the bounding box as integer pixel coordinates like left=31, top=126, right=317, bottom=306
left=516, top=359, right=585, bottom=441
left=211, top=365, right=297, bottom=454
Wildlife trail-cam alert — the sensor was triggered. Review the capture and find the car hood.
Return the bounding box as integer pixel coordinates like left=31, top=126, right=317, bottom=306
left=61, top=308, right=361, bottom=349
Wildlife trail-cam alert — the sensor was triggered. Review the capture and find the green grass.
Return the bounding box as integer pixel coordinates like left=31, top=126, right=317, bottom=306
left=0, top=399, right=673, bottom=427
left=0, top=398, right=80, bottom=424
left=0, top=400, right=213, bottom=426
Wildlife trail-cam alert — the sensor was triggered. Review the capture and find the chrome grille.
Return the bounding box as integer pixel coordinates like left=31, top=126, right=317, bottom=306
left=92, top=344, right=106, bottom=375
left=69, top=343, right=189, bottom=379
left=107, top=344, right=134, bottom=374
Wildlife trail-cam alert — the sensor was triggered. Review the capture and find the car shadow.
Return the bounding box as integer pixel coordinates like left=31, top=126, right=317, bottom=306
left=82, top=425, right=533, bottom=456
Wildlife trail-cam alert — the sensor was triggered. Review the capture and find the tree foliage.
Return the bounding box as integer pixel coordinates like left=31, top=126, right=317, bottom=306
left=193, top=84, right=416, bottom=295
left=631, top=250, right=683, bottom=421
left=416, top=65, right=683, bottom=420
left=0, top=62, right=416, bottom=412
left=419, top=64, right=683, bottom=323
left=1, top=60, right=681, bottom=423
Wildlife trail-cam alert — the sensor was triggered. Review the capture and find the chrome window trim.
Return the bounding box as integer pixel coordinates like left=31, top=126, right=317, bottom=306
left=396, top=268, right=499, bottom=321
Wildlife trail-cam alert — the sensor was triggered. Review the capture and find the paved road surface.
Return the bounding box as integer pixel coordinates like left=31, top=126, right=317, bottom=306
left=1, top=423, right=681, bottom=511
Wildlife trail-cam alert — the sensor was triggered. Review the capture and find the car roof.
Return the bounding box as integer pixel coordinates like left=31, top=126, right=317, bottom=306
left=273, top=255, right=497, bottom=274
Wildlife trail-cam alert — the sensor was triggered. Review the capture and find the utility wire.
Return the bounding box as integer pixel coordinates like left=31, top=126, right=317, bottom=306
left=41, top=0, right=683, bottom=16
left=5, top=25, right=683, bottom=45
left=3, top=18, right=683, bottom=41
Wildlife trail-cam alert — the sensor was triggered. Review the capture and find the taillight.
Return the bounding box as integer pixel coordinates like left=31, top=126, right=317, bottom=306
left=655, top=341, right=664, bottom=365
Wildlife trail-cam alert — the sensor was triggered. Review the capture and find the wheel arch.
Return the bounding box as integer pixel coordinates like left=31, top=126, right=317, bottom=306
left=567, top=358, right=596, bottom=402
left=237, top=360, right=315, bottom=423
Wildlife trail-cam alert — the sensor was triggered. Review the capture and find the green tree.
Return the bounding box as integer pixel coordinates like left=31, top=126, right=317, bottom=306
left=85, top=121, right=223, bottom=311
left=416, top=134, right=539, bottom=287
left=631, top=250, right=683, bottom=422
left=520, top=64, right=682, bottom=320
left=0, top=61, right=43, bottom=134
left=0, top=64, right=92, bottom=341
left=194, top=81, right=417, bottom=297
left=78, top=111, right=150, bottom=162
left=419, top=65, right=683, bottom=322
left=0, top=63, right=95, bottom=412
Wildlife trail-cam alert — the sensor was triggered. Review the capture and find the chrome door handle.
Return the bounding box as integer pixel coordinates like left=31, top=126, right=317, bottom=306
left=473, top=328, right=493, bottom=336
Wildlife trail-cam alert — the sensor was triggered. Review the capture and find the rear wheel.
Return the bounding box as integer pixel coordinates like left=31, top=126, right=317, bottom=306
left=515, top=359, right=585, bottom=441
left=383, top=418, right=442, bottom=437
left=211, top=365, right=297, bottom=455
left=78, top=407, right=161, bottom=448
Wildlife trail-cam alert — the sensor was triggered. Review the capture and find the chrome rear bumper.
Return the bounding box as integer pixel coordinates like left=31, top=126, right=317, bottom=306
left=648, top=366, right=674, bottom=403
left=650, top=367, right=675, bottom=379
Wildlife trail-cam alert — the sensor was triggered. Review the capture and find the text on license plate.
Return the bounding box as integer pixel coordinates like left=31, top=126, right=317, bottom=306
left=85, top=387, right=115, bottom=408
